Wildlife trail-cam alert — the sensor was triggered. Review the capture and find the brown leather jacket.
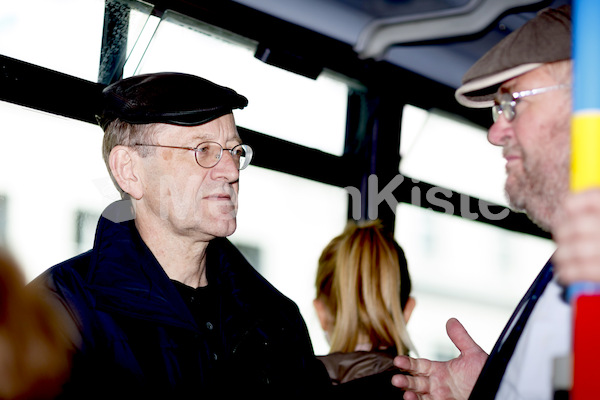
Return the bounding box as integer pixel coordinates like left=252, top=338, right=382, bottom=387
left=318, top=348, right=407, bottom=396
left=318, top=348, right=397, bottom=384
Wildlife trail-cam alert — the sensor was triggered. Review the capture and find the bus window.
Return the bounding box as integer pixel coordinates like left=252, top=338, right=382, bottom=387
left=232, top=167, right=348, bottom=355
left=395, top=203, right=555, bottom=358
left=0, top=100, right=118, bottom=281
left=396, top=106, right=556, bottom=358
left=400, top=105, right=506, bottom=206
left=130, top=10, right=349, bottom=156
left=0, top=0, right=104, bottom=81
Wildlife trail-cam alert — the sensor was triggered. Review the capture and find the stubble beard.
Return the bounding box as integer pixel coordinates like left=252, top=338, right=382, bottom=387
left=505, top=151, right=569, bottom=233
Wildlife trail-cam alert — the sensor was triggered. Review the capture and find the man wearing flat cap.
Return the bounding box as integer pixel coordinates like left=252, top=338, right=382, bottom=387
left=30, top=72, right=331, bottom=398
left=391, top=5, right=592, bottom=399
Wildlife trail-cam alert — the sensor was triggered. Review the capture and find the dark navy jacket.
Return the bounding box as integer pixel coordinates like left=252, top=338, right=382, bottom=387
left=31, top=208, right=330, bottom=399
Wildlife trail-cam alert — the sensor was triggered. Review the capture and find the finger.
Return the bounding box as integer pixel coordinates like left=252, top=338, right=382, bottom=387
left=555, top=237, right=600, bottom=283
left=393, top=355, right=432, bottom=374
left=446, top=318, right=483, bottom=355
left=556, top=255, right=600, bottom=284
left=391, top=373, right=429, bottom=394
left=564, top=190, right=600, bottom=216
left=394, top=355, right=415, bottom=371
left=392, top=373, right=409, bottom=389
left=403, top=391, right=419, bottom=400
left=558, top=215, right=600, bottom=238
left=556, top=213, right=600, bottom=243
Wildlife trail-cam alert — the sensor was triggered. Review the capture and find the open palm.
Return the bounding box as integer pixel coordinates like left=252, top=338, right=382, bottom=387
left=391, top=318, right=488, bottom=400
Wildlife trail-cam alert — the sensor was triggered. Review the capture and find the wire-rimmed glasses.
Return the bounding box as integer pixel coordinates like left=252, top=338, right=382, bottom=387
left=134, top=141, right=253, bottom=170
left=492, top=84, right=570, bottom=122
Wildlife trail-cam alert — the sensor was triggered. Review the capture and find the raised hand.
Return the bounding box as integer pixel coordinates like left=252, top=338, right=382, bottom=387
left=391, top=318, right=488, bottom=400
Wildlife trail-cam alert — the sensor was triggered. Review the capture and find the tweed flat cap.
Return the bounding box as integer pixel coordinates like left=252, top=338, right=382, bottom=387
left=97, top=72, right=248, bottom=129
left=455, top=5, right=571, bottom=108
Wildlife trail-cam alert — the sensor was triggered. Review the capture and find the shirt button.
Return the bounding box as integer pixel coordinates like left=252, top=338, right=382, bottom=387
left=206, top=321, right=214, bottom=330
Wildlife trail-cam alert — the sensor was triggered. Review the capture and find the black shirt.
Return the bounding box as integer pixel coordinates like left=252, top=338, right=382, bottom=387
left=171, top=280, right=223, bottom=362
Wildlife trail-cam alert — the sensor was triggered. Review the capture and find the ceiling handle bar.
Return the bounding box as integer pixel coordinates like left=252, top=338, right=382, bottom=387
left=354, top=0, right=548, bottom=60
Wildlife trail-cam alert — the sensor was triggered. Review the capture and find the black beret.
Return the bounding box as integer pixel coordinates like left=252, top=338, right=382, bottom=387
left=97, top=72, right=248, bottom=129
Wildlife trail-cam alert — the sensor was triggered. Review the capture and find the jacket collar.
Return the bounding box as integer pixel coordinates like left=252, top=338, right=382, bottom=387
left=317, top=348, right=397, bottom=384
left=85, top=207, right=196, bottom=330
left=85, top=201, right=260, bottom=332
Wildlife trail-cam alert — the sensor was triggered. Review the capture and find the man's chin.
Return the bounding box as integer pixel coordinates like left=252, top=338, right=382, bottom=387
left=199, top=203, right=238, bottom=236
left=505, top=187, right=553, bottom=232
left=209, top=218, right=237, bottom=238
left=507, top=197, right=526, bottom=213
left=505, top=184, right=524, bottom=212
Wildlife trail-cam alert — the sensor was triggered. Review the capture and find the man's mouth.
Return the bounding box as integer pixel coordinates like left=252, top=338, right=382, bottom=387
left=204, top=193, right=232, bottom=200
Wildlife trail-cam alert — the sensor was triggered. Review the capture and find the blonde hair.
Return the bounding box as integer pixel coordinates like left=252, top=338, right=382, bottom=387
left=101, top=119, right=159, bottom=198
left=315, top=220, right=415, bottom=355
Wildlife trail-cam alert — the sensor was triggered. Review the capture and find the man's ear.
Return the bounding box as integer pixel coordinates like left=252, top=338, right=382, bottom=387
left=109, top=146, right=143, bottom=200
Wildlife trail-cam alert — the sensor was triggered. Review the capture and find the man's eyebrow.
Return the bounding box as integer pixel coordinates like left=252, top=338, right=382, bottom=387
left=191, top=132, right=214, bottom=141
left=189, top=133, right=243, bottom=147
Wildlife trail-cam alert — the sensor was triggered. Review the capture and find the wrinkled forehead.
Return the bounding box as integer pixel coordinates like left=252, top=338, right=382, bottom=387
left=153, top=114, right=242, bottom=144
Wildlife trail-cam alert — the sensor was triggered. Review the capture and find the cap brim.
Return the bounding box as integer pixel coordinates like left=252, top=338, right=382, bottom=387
left=455, top=63, right=542, bottom=108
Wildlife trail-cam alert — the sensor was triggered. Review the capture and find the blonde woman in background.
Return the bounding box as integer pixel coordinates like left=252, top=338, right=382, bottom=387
left=314, top=220, right=415, bottom=395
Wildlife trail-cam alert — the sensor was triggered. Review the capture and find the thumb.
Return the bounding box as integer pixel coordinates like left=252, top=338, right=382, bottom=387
left=446, top=318, right=482, bottom=354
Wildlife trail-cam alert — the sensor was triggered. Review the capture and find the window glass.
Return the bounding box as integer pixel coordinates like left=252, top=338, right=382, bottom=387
left=398, top=104, right=555, bottom=358
left=231, top=167, right=348, bottom=355
left=0, top=0, right=105, bottom=81
left=400, top=105, right=507, bottom=206
left=0, top=0, right=156, bottom=83
left=0, top=101, right=118, bottom=280
left=99, top=0, right=156, bottom=83
left=395, top=203, right=555, bottom=359
left=75, top=210, right=101, bottom=254
left=129, top=10, right=348, bottom=156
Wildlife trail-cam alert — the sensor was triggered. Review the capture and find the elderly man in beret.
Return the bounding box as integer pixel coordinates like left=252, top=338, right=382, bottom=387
left=392, top=5, right=583, bottom=400
left=31, top=72, right=331, bottom=398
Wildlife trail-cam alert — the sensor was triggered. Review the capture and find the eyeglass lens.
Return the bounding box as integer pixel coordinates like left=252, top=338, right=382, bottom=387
left=492, top=94, right=516, bottom=123
left=195, top=142, right=251, bottom=170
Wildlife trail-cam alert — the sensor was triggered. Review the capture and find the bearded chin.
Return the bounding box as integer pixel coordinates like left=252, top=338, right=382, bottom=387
left=505, top=174, right=526, bottom=211
left=505, top=174, right=557, bottom=233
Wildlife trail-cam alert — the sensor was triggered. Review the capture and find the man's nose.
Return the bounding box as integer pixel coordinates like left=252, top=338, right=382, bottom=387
left=487, top=117, right=512, bottom=146
left=211, top=150, right=239, bottom=181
